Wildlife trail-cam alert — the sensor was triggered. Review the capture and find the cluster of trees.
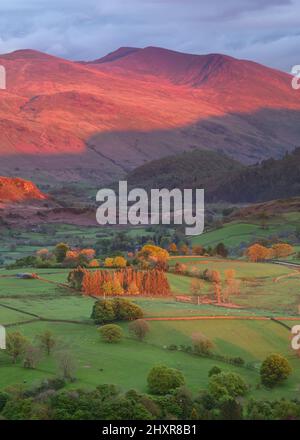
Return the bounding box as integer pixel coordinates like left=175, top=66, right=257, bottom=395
left=173, top=264, right=240, bottom=304
left=0, top=359, right=297, bottom=420
left=167, top=242, right=228, bottom=258
left=4, top=330, right=77, bottom=381
left=91, top=297, right=143, bottom=324
left=246, top=242, right=294, bottom=262
left=79, top=267, right=171, bottom=297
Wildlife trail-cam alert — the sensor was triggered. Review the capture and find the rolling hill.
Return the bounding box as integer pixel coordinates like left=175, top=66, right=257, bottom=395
left=0, top=46, right=299, bottom=185
left=127, top=147, right=300, bottom=203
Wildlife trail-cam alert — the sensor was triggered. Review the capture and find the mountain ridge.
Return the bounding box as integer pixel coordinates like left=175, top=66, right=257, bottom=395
left=0, top=46, right=299, bottom=185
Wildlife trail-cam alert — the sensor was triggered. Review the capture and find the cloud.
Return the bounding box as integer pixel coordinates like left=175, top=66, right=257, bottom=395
left=0, top=0, right=298, bottom=71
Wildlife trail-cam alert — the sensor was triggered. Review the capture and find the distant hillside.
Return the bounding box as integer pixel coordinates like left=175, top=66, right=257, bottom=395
left=0, top=176, right=48, bottom=203
left=127, top=147, right=300, bottom=204
left=212, top=148, right=300, bottom=203
left=127, top=149, right=244, bottom=192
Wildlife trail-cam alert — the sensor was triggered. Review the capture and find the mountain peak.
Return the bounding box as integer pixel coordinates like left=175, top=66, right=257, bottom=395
left=91, top=47, right=141, bottom=64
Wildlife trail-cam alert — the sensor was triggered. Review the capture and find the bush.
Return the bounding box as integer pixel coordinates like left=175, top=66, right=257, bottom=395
left=128, top=319, right=150, bottom=341
left=260, top=354, right=292, bottom=388
left=0, top=391, right=9, bottom=412
left=91, top=299, right=116, bottom=324
left=99, top=324, right=123, bottom=343
left=208, top=366, right=222, bottom=377
left=192, top=333, right=214, bottom=355
left=112, top=298, right=143, bottom=321
left=209, top=372, right=248, bottom=400
left=147, top=365, right=185, bottom=395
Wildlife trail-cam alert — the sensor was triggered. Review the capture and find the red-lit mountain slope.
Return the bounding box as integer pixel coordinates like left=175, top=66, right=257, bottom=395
left=0, top=46, right=299, bottom=184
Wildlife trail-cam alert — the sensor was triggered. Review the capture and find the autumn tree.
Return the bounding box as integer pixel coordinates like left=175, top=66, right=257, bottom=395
left=190, top=279, right=204, bottom=296
left=113, top=256, right=127, bottom=268
left=179, top=244, right=189, bottom=255
left=168, top=243, right=178, bottom=255
left=223, top=269, right=241, bottom=302
left=6, top=332, right=28, bottom=363
left=104, top=257, right=114, bottom=268
left=246, top=244, right=271, bottom=262
left=272, top=243, right=294, bottom=259
left=128, top=319, right=150, bottom=341
left=37, top=330, right=56, bottom=355
left=192, top=245, right=204, bottom=256
left=138, top=244, right=169, bottom=271
left=192, top=332, right=214, bottom=355
left=54, top=243, right=69, bottom=263
left=211, top=270, right=222, bottom=304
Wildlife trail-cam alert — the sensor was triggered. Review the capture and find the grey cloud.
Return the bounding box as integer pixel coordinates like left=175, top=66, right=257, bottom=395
left=0, top=0, right=299, bottom=71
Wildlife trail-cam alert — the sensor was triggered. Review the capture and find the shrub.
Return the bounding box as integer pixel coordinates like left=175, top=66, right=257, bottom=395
left=260, top=354, right=292, bottom=388
left=91, top=299, right=116, bottom=324
left=208, top=366, right=222, bottom=377
left=128, top=319, right=150, bottom=341
left=99, top=324, right=123, bottom=343
left=147, top=365, right=185, bottom=395
left=209, top=372, right=248, bottom=400
left=112, top=298, right=143, bottom=321
left=192, top=333, right=214, bottom=356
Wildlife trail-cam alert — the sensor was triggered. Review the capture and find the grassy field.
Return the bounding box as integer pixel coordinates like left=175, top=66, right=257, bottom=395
left=0, top=257, right=299, bottom=400
left=189, top=212, right=300, bottom=253
left=170, top=257, right=300, bottom=313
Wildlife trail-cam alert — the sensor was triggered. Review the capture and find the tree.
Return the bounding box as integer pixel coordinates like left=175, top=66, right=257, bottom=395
left=54, top=242, right=69, bottom=263
left=260, top=354, right=292, bottom=388
left=104, top=257, right=114, bottom=268
left=208, top=372, right=248, bottom=400
left=211, top=270, right=222, bottom=303
left=168, top=243, right=178, bottom=255
left=190, top=279, right=203, bottom=296
left=57, top=351, right=76, bottom=381
left=6, top=332, right=28, bottom=363
left=208, top=366, right=222, bottom=377
left=215, top=243, right=228, bottom=258
left=127, top=282, right=139, bottom=295
left=99, top=324, right=123, bottom=343
left=147, top=365, right=185, bottom=395
left=246, top=243, right=271, bottom=262
left=37, top=330, right=56, bottom=355
left=220, top=397, right=243, bottom=420
left=112, top=298, right=143, bottom=321
left=129, top=319, right=150, bottom=341
left=192, top=245, right=204, bottom=256
left=89, top=259, right=100, bottom=268
left=272, top=243, right=294, bottom=259
left=91, top=299, right=116, bottom=324
left=23, top=345, right=42, bottom=369
left=223, top=269, right=241, bottom=301
left=179, top=244, right=189, bottom=255
left=192, top=333, right=214, bottom=355
left=138, top=244, right=169, bottom=271
left=113, top=256, right=127, bottom=268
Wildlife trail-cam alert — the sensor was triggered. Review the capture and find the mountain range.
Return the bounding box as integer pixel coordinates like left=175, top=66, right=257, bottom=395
left=0, top=46, right=299, bottom=185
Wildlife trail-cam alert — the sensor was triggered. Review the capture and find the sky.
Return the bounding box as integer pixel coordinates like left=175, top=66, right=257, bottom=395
left=0, top=0, right=299, bottom=71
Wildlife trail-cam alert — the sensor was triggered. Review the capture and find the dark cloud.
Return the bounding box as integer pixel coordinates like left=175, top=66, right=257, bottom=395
left=0, top=0, right=299, bottom=71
